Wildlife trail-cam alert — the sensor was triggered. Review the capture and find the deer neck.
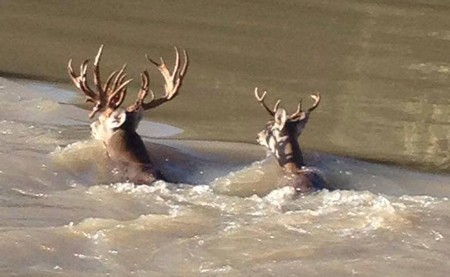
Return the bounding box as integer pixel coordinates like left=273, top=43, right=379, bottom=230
left=126, top=110, right=143, bottom=131
left=278, top=138, right=305, bottom=173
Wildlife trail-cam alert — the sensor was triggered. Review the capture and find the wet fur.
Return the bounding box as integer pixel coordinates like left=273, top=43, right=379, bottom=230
left=258, top=107, right=328, bottom=193
left=97, top=110, right=164, bottom=184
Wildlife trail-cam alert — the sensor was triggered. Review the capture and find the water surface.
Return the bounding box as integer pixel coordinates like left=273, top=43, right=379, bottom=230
left=0, top=0, right=449, bottom=172
left=1, top=1, right=450, bottom=276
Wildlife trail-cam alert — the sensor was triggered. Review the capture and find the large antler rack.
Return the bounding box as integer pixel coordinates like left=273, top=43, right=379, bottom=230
left=68, top=45, right=132, bottom=119
left=254, top=87, right=320, bottom=120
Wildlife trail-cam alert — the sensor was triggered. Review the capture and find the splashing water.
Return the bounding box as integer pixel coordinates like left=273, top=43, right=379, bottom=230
left=1, top=78, right=450, bottom=276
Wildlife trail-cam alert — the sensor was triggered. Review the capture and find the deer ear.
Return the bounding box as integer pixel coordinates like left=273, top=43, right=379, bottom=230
left=106, top=109, right=127, bottom=129
left=274, top=108, right=287, bottom=129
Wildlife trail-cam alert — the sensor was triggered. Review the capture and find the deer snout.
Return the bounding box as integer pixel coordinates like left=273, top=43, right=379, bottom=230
left=256, top=130, right=269, bottom=147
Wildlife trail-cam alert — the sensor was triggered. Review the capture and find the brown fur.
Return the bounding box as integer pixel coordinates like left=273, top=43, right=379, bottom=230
left=105, top=117, right=163, bottom=184
left=255, top=92, right=326, bottom=192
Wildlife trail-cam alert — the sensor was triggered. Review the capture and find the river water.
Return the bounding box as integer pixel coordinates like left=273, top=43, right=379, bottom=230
left=0, top=1, right=449, bottom=276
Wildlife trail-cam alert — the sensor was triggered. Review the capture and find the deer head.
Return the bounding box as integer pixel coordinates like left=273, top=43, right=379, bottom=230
left=254, top=87, right=321, bottom=171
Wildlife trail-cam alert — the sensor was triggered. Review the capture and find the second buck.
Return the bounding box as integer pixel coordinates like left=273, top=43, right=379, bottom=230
left=254, top=88, right=328, bottom=193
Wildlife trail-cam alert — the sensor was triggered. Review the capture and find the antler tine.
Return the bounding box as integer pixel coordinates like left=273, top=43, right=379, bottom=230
left=167, top=47, right=189, bottom=99
left=179, top=48, right=189, bottom=77
left=141, top=47, right=189, bottom=110
left=67, top=59, right=78, bottom=84
left=139, top=70, right=152, bottom=101
left=67, top=58, right=98, bottom=103
left=171, top=47, right=188, bottom=75
left=254, top=87, right=267, bottom=101
left=146, top=53, right=167, bottom=78
left=127, top=70, right=155, bottom=112
left=103, top=70, right=119, bottom=93
left=135, top=71, right=150, bottom=104
left=254, top=87, right=280, bottom=116
left=273, top=99, right=281, bottom=112
left=108, top=64, right=127, bottom=93
left=173, top=47, right=180, bottom=80
left=107, top=78, right=133, bottom=109
left=308, top=93, right=321, bottom=112
left=290, top=99, right=303, bottom=119
left=79, top=60, right=98, bottom=102
left=93, top=44, right=105, bottom=96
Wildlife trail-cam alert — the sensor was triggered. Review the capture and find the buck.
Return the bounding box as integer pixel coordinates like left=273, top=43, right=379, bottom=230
left=254, top=88, right=328, bottom=193
left=67, top=45, right=188, bottom=184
